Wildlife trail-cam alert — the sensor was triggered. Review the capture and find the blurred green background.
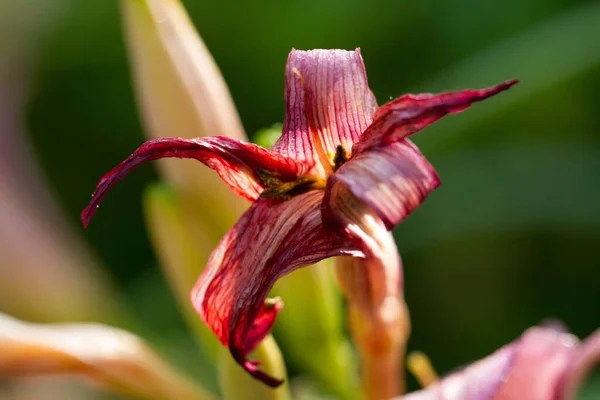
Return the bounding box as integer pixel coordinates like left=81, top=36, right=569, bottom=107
left=1, top=0, right=599, bottom=398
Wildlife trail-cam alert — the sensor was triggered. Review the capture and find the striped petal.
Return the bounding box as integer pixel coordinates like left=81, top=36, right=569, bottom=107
left=271, top=48, right=378, bottom=177
left=190, top=191, right=361, bottom=386
left=328, top=139, right=440, bottom=230
left=82, top=136, right=300, bottom=226
left=353, top=80, right=518, bottom=154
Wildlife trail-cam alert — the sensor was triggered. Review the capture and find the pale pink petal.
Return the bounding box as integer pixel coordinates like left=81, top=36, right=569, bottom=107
left=494, top=327, right=579, bottom=400
left=559, top=329, right=600, bottom=400
left=271, top=48, right=378, bottom=176
left=82, top=136, right=300, bottom=226
left=353, top=80, right=518, bottom=154
left=190, top=190, right=362, bottom=386
left=401, top=326, right=580, bottom=400
left=328, top=139, right=440, bottom=230
left=402, top=342, right=517, bottom=400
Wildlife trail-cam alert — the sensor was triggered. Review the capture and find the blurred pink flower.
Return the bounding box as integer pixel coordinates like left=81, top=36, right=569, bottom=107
left=82, top=48, right=516, bottom=386
left=403, top=325, right=600, bottom=400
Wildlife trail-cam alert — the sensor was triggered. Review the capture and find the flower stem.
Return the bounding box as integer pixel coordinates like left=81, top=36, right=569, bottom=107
left=335, top=257, right=411, bottom=400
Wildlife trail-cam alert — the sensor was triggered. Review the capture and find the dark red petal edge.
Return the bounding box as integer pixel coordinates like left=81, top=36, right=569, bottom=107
left=190, top=191, right=362, bottom=386
left=81, top=136, right=299, bottom=227
left=353, top=80, right=518, bottom=154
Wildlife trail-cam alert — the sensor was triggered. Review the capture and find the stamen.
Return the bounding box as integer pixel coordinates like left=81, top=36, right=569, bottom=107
left=333, top=145, right=349, bottom=171
left=257, top=169, right=323, bottom=199
left=292, top=67, right=334, bottom=176
left=407, top=351, right=439, bottom=388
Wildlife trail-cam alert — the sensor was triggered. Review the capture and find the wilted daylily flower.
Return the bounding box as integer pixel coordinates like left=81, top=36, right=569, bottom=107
left=82, top=48, right=516, bottom=387
left=403, top=325, right=600, bottom=400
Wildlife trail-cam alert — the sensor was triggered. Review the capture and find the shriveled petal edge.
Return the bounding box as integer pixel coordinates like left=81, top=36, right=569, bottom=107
left=81, top=136, right=300, bottom=227
left=190, top=191, right=363, bottom=387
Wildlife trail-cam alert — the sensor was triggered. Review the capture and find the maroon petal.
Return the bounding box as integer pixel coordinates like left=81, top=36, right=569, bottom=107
left=271, top=48, right=379, bottom=176
left=190, top=190, right=362, bottom=386
left=81, top=136, right=300, bottom=227
left=328, top=139, right=440, bottom=230
left=353, top=80, right=518, bottom=154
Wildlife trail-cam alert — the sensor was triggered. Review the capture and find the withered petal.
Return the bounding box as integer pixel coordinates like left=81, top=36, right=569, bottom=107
left=81, top=136, right=300, bottom=226
left=189, top=190, right=362, bottom=386
left=272, top=48, right=378, bottom=176
left=353, top=80, right=518, bottom=154
left=329, top=139, right=440, bottom=230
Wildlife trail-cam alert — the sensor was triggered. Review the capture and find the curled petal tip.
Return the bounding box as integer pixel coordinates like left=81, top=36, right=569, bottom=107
left=243, top=361, right=285, bottom=387
left=81, top=203, right=96, bottom=228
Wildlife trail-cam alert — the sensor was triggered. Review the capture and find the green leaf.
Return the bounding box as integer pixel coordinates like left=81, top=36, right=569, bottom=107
left=121, top=0, right=248, bottom=234
left=272, top=261, right=359, bottom=399
left=414, top=1, right=600, bottom=153
left=143, top=183, right=220, bottom=360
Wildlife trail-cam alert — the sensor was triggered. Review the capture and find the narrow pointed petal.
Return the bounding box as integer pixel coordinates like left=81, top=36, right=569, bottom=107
left=353, top=80, right=518, bottom=154
left=272, top=48, right=378, bottom=176
left=82, top=136, right=299, bottom=226
left=330, top=139, right=440, bottom=230
left=190, top=191, right=361, bottom=386
left=0, top=313, right=213, bottom=400
left=560, top=329, right=600, bottom=399
left=322, top=184, right=410, bottom=398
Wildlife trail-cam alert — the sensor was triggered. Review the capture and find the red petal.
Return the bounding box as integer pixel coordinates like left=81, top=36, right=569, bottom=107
left=353, top=80, right=518, bottom=154
left=271, top=48, right=378, bottom=176
left=81, top=136, right=299, bottom=227
left=190, top=190, right=361, bottom=386
left=328, top=139, right=440, bottom=230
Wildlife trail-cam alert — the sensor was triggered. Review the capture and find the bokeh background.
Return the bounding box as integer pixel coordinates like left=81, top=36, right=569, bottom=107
left=1, top=0, right=599, bottom=398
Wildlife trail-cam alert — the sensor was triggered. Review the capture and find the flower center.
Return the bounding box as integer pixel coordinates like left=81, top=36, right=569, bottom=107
left=257, top=169, right=326, bottom=200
